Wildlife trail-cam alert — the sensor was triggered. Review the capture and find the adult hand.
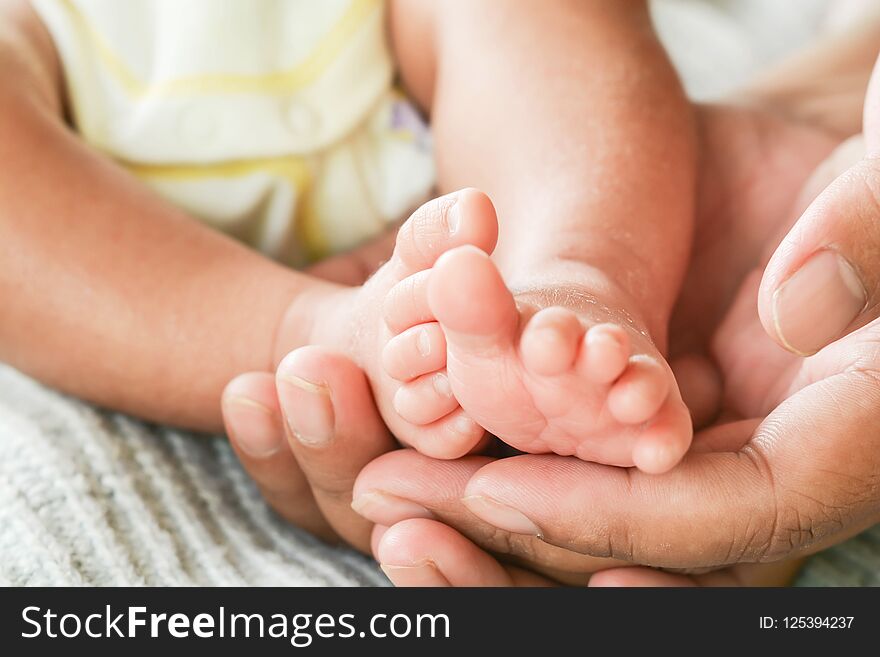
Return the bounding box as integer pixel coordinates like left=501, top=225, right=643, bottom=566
left=222, top=346, right=397, bottom=552
left=758, top=54, right=880, bottom=356
left=355, top=102, right=875, bottom=585
left=221, top=224, right=402, bottom=550
left=590, top=40, right=880, bottom=587
left=585, top=53, right=880, bottom=588
left=222, top=346, right=562, bottom=586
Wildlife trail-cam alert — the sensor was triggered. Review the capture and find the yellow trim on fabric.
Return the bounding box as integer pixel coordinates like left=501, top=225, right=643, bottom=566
left=128, top=157, right=330, bottom=260
left=127, top=157, right=311, bottom=184
left=296, top=181, right=330, bottom=262
left=57, top=0, right=382, bottom=98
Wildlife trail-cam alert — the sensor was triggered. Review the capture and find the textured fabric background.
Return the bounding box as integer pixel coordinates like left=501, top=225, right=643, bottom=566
left=0, top=365, right=385, bottom=586
left=2, top=0, right=878, bottom=586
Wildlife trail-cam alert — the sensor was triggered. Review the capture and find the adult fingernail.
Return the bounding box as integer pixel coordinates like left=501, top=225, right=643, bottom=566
left=773, top=249, right=867, bottom=355
left=224, top=396, right=283, bottom=458
left=381, top=562, right=451, bottom=587
left=277, top=372, right=335, bottom=446
left=351, top=491, right=434, bottom=525
left=462, top=495, right=542, bottom=538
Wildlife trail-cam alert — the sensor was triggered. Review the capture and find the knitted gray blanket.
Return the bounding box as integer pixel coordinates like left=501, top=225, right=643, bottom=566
left=0, top=365, right=384, bottom=586
left=0, top=364, right=876, bottom=586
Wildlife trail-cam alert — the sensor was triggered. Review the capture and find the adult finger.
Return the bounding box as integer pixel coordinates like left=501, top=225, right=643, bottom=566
left=758, top=55, right=880, bottom=355
left=461, top=369, right=880, bottom=568
left=377, top=518, right=553, bottom=587
left=588, top=568, right=697, bottom=587
left=276, top=346, right=398, bottom=552
left=589, top=560, right=804, bottom=587
left=222, top=372, right=335, bottom=541
left=352, top=448, right=623, bottom=581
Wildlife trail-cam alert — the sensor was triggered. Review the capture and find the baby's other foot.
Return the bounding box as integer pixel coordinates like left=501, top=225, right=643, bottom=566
left=335, top=189, right=498, bottom=459
left=420, top=246, right=692, bottom=473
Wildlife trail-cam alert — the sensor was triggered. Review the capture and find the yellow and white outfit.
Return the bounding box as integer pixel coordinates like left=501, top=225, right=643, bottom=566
left=31, top=0, right=435, bottom=266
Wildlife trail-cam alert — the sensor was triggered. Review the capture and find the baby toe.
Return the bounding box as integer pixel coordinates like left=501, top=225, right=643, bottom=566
left=383, top=322, right=447, bottom=382
left=393, top=407, right=484, bottom=460
left=520, top=307, right=584, bottom=376
left=392, top=188, right=499, bottom=275
left=412, top=409, right=485, bottom=460
left=578, top=323, right=630, bottom=384
left=383, top=270, right=433, bottom=334
left=428, top=245, right=518, bottom=354
left=631, top=392, right=693, bottom=474
left=393, top=371, right=459, bottom=426
left=606, top=355, right=670, bottom=425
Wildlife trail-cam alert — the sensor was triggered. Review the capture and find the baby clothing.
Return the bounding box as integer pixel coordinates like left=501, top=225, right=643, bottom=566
left=31, top=0, right=435, bottom=266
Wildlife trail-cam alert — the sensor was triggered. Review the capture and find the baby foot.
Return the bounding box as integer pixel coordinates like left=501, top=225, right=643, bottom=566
left=320, top=189, right=498, bottom=459
left=384, top=244, right=692, bottom=472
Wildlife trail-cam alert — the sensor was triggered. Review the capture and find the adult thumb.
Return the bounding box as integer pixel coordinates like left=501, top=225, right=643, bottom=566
left=759, top=55, right=880, bottom=355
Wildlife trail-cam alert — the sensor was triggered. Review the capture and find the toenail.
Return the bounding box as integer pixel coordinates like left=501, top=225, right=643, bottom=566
left=417, top=327, right=432, bottom=357
left=432, top=372, right=452, bottom=397
left=351, top=491, right=434, bottom=524
left=533, top=326, right=564, bottom=346
left=380, top=562, right=450, bottom=587
left=461, top=495, right=543, bottom=538
left=588, top=326, right=624, bottom=349
left=224, top=396, right=283, bottom=458
left=451, top=413, right=478, bottom=436
left=633, top=435, right=686, bottom=474
left=277, top=372, right=335, bottom=446
left=447, top=198, right=461, bottom=234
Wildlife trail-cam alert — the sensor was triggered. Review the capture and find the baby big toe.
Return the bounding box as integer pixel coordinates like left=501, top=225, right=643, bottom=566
left=520, top=307, right=584, bottom=376
left=393, top=371, right=459, bottom=425
left=606, top=355, right=669, bottom=425
left=383, top=322, right=447, bottom=382
left=392, top=188, right=499, bottom=276
left=428, top=245, right=518, bottom=354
